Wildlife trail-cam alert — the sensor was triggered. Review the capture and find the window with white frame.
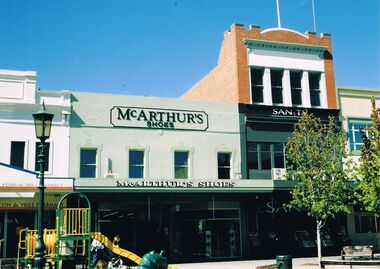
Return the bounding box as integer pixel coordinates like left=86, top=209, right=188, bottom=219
left=217, top=152, right=231, bottom=179
left=35, top=142, right=50, bottom=172
left=309, top=72, right=321, bottom=107
left=250, top=68, right=264, bottom=103
left=271, top=69, right=284, bottom=104
left=290, top=71, right=302, bottom=106
left=129, top=150, right=144, bottom=178
left=348, top=121, right=370, bottom=152
left=10, top=141, right=25, bottom=168
left=174, top=151, right=189, bottom=179
left=80, top=149, right=97, bottom=178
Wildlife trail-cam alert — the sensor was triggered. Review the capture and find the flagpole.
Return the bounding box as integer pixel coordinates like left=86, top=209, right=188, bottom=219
left=276, top=0, right=282, bottom=28
left=312, top=0, right=317, bottom=32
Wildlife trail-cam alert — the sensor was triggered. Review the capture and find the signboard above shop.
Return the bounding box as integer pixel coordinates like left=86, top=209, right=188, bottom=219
left=110, top=106, right=209, bottom=131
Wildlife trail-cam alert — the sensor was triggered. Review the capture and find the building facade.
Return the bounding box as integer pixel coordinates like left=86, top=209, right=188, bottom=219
left=182, top=24, right=348, bottom=257
left=0, top=70, right=73, bottom=258
left=337, top=86, right=380, bottom=250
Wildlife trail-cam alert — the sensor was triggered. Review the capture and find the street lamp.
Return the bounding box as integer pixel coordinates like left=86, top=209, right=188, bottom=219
left=32, top=103, right=54, bottom=269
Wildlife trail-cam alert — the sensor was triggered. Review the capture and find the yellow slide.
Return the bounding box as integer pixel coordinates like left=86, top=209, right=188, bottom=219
left=91, top=232, right=177, bottom=269
left=91, top=232, right=141, bottom=265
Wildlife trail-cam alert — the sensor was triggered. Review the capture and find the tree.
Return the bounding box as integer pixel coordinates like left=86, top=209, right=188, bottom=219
left=285, top=112, right=353, bottom=263
left=355, top=98, right=380, bottom=212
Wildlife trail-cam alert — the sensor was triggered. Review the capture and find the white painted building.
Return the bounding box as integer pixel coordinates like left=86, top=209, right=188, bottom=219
left=0, top=69, right=73, bottom=258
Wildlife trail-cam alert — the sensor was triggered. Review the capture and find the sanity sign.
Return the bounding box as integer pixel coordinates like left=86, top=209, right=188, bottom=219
left=111, top=106, right=208, bottom=131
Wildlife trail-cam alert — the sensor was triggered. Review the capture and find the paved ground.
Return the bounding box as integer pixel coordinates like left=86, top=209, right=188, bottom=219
left=129, top=255, right=380, bottom=269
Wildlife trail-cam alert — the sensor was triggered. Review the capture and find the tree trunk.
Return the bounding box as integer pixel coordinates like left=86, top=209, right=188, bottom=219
left=316, top=219, right=325, bottom=265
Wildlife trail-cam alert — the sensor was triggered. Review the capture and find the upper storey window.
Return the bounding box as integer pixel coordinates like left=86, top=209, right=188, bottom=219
left=250, top=68, right=264, bottom=103
left=309, top=72, right=321, bottom=107
left=290, top=71, right=302, bottom=106
left=271, top=70, right=283, bottom=105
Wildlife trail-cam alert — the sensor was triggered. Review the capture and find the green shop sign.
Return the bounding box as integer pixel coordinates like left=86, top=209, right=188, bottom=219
left=111, top=106, right=209, bottom=131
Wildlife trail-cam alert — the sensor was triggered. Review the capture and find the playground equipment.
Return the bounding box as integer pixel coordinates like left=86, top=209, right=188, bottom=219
left=17, top=192, right=143, bottom=269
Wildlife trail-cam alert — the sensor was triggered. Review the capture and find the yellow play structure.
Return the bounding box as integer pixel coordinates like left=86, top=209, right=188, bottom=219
left=17, top=192, right=175, bottom=269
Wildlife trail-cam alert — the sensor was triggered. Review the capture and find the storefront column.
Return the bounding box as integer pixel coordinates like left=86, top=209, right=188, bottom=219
left=2, top=211, right=8, bottom=258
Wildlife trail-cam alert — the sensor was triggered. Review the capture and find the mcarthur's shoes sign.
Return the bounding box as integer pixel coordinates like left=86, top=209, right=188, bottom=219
left=110, top=106, right=209, bottom=131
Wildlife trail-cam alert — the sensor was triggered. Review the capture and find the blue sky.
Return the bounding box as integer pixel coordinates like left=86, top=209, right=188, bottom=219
left=0, top=0, right=379, bottom=97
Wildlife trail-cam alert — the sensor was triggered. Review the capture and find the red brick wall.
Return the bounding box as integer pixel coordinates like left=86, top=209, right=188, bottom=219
left=182, top=24, right=337, bottom=109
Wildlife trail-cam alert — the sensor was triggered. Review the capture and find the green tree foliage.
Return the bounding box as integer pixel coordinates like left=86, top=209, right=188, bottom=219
left=355, top=98, right=380, bottom=212
left=285, top=112, right=353, bottom=262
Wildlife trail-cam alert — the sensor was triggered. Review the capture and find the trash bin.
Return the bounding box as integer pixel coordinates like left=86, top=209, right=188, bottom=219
left=276, top=255, right=292, bottom=269
left=137, top=250, right=168, bottom=269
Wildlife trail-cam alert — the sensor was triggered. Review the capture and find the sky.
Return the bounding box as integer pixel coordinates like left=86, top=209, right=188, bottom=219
left=0, top=0, right=379, bottom=98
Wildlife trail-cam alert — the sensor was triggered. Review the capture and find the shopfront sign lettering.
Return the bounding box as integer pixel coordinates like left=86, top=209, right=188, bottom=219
left=116, top=180, right=235, bottom=188
left=111, top=106, right=209, bottom=131
left=272, top=108, right=308, bottom=118
left=266, top=201, right=301, bottom=214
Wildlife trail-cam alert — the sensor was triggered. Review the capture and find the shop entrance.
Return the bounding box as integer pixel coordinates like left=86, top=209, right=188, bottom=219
left=171, top=209, right=241, bottom=261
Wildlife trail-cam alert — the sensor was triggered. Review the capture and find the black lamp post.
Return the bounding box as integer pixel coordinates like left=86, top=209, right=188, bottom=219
left=32, top=103, right=54, bottom=269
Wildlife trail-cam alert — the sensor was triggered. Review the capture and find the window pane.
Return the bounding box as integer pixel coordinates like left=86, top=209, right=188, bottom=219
left=291, top=90, right=302, bottom=106
left=273, top=143, right=283, bottom=152
left=10, top=141, right=25, bottom=168
left=309, top=73, right=320, bottom=89
left=80, top=149, right=96, bottom=178
left=81, top=149, right=96, bottom=164
left=175, top=152, right=188, bottom=166
left=129, top=166, right=144, bottom=178
left=35, top=142, right=50, bottom=171
left=261, top=152, right=271, bottom=170
left=247, top=152, right=258, bottom=170
left=274, top=153, right=285, bottom=168
left=290, top=71, right=302, bottom=88
left=129, top=150, right=144, bottom=165
left=218, top=168, right=230, bottom=179
left=80, top=165, right=96, bottom=178
left=175, top=167, right=188, bottom=179
left=310, top=90, right=321, bottom=107
left=251, top=68, right=264, bottom=103
left=218, top=153, right=230, bottom=167
left=271, top=70, right=283, bottom=104
left=261, top=143, right=271, bottom=151
left=354, top=131, right=363, bottom=143
left=218, top=153, right=231, bottom=179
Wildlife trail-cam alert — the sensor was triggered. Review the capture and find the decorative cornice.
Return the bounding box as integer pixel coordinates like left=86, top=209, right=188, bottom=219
left=243, top=38, right=327, bottom=58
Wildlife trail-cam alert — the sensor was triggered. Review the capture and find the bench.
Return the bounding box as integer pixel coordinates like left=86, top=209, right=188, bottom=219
left=341, top=245, right=374, bottom=260
left=255, top=262, right=283, bottom=269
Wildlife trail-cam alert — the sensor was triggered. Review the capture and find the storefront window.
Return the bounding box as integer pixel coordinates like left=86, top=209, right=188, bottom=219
left=174, top=151, right=189, bottom=179
left=129, top=150, right=144, bottom=178
left=354, top=212, right=380, bottom=233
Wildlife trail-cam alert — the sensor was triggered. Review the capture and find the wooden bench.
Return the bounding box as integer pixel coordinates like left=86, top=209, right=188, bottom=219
left=255, top=262, right=283, bottom=269
left=341, top=245, right=374, bottom=260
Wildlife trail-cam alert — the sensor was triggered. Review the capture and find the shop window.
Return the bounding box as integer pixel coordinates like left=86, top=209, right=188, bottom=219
left=174, top=151, right=189, bottom=179
left=271, top=69, right=283, bottom=104
left=247, top=142, right=285, bottom=178
left=309, top=72, right=321, bottom=107
left=10, top=141, right=25, bottom=168
left=250, top=68, right=264, bottom=103
left=348, top=121, right=370, bottom=152
left=290, top=71, right=302, bottom=106
left=129, top=150, right=144, bottom=178
left=35, top=142, right=50, bottom=172
left=80, top=149, right=97, bottom=178
left=218, top=152, right=231, bottom=179
left=354, top=212, right=380, bottom=233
